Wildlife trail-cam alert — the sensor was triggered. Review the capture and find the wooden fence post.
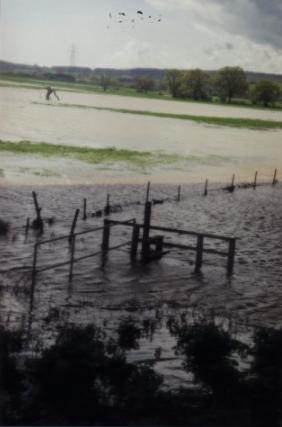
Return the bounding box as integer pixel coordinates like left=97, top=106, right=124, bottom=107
left=227, top=238, right=236, bottom=275
left=195, top=235, right=204, bottom=273
left=131, top=224, right=140, bottom=261
left=69, top=235, right=76, bottom=281
left=253, top=171, right=258, bottom=189
left=83, top=198, right=87, bottom=220
left=146, top=181, right=151, bottom=203
left=32, top=191, right=44, bottom=233
left=104, top=194, right=111, bottom=216
left=32, top=191, right=40, bottom=217
left=272, top=169, right=278, bottom=186
left=142, top=201, right=152, bottom=260
left=30, top=243, right=38, bottom=311
left=204, top=179, right=208, bottom=196
left=177, top=185, right=181, bottom=202
left=69, top=209, right=80, bottom=244
left=102, top=219, right=111, bottom=256
left=230, top=174, right=235, bottom=192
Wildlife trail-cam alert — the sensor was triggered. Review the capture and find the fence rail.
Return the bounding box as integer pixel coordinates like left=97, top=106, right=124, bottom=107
left=29, top=202, right=238, bottom=312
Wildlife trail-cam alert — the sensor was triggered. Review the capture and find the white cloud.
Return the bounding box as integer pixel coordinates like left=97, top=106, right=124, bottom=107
left=1, top=0, right=282, bottom=72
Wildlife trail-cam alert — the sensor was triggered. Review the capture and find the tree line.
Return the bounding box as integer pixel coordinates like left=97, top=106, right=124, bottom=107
left=165, top=66, right=282, bottom=107
left=97, top=66, right=282, bottom=108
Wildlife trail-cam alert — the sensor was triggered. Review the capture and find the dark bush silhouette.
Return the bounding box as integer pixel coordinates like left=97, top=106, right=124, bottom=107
left=3, top=319, right=282, bottom=426
left=0, top=327, right=24, bottom=425
left=25, top=324, right=163, bottom=425
left=173, top=321, right=250, bottom=420
left=249, top=328, right=282, bottom=427
left=117, top=316, right=142, bottom=350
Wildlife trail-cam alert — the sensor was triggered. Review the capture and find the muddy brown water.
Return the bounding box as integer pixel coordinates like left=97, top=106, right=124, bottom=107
left=1, top=183, right=282, bottom=387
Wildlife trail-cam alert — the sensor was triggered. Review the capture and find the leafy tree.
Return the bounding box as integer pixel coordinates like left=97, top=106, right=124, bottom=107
left=179, top=69, right=211, bottom=100
left=251, top=79, right=281, bottom=107
left=165, top=69, right=183, bottom=98
left=135, top=76, right=155, bottom=93
left=214, top=66, right=248, bottom=103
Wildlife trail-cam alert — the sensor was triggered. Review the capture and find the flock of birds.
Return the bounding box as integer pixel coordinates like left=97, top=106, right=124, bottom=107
left=107, top=10, right=162, bottom=29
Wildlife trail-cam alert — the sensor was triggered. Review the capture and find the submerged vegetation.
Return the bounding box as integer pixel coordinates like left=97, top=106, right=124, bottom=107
left=35, top=101, right=282, bottom=130
left=2, top=319, right=282, bottom=426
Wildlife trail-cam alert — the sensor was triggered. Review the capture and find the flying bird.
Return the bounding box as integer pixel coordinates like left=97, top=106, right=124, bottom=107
left=106, top=9, right=163, bottom=30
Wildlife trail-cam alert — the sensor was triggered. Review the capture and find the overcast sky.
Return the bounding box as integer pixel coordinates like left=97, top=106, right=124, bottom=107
left=1, top=0, right=282, bottom=73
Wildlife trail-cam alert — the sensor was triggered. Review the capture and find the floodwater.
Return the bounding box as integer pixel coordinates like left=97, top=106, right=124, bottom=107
left=1, top=86, right=282, bottom=386
left=0, top=86, right=282, bottom=185
left=1, top=184, right=282, bottom=386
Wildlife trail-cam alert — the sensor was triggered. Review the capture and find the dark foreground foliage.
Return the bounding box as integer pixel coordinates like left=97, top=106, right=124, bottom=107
left=1, top=321, right=282, bottom=426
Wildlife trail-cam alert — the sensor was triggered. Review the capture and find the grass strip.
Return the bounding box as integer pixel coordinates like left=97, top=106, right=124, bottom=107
left=34, top=102, right=282, bottom=130
left=0, top=140, right=181, bottom=169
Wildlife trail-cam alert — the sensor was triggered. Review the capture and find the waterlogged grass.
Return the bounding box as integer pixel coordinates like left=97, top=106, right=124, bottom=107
left=0, top=140, right=182, bottom=169
left=33, top=101, right=282, bottom=130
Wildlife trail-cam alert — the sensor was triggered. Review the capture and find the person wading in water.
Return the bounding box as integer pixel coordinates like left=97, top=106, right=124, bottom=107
left=45, top=86, right=60, bottom=101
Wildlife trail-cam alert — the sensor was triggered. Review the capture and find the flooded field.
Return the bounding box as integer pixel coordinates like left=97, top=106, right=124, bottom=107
left=0, top=86, right=282, bottom=185
left=1, top=183, right=282, bottom=386
left=1, top=86, right=282, bottom=387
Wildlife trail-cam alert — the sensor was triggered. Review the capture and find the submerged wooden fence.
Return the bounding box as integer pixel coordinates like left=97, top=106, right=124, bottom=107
left=30, top=221, right=133, bottom=310
left=30, top=201, right=237, bottom=311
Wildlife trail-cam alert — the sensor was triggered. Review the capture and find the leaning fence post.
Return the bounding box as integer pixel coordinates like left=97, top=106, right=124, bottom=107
left=102, top=219, right=111, bottom=256
left=204, top=179, right=208, bottom=196
left=69, top=209, right=80, bottom=244
left=69, top=234, right=76, bottom=281
left=30, top=243, right=38, bottom=311
left=227, top=238, right=236, bottom=275
left=131, top=224, right=140, bottom=261
left=195, top=235, right=204, bottom=273
left=272, top=169, right=278, bottom=186
left=253, top=171, right=258, bottom=189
